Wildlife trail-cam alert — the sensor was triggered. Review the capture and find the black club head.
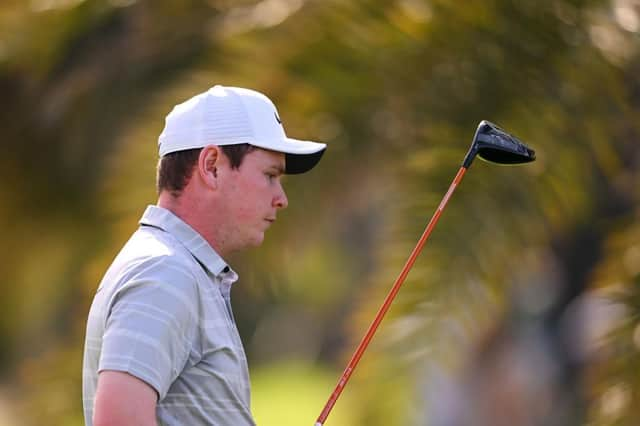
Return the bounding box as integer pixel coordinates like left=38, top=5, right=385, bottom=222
left=463, top=120, right=536, bottom=167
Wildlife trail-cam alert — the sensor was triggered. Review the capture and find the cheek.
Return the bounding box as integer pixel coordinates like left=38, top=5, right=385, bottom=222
left=230, top=181, right=264, bottom=220
left=234, top=202, right=258, bottom=222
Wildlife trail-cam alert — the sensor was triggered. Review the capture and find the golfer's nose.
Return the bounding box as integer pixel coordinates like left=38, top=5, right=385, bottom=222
left=274, top=185, right=288, bottom=210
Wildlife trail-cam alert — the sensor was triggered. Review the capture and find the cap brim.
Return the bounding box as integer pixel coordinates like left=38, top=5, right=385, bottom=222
left=249, top=138, right=327, bottom=174
left=285, top=149, right=326, bottom=174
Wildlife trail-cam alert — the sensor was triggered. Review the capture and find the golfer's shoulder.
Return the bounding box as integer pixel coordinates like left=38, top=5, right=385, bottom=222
left=117, top=227, right=199, bottom=285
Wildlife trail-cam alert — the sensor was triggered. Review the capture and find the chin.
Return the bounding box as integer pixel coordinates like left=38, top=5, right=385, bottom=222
left=249, top=233, right=265, bottom=247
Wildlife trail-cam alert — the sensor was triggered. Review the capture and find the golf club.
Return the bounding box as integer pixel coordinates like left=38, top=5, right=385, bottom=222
left=315, top=120, right=535, bottom=426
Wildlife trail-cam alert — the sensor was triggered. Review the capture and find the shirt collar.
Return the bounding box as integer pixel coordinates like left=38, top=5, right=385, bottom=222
left=139, top=205, right=235, bottom=279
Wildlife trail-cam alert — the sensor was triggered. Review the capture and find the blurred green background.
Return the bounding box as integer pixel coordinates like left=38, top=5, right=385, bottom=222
left=1, top=0, right=639, bottom=425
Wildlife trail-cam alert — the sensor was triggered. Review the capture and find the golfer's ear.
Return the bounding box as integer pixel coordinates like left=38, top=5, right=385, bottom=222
left=198, top=145, right=220, bottom=189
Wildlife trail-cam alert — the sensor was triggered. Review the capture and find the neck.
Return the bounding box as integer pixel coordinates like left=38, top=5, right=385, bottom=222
left=157, top=190, right=230, bottom=258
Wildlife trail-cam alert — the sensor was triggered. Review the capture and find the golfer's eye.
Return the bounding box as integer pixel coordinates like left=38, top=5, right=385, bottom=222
left=265, top=166, right=284, bottom=183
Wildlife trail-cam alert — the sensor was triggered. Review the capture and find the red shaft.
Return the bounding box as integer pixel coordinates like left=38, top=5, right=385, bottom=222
left=315, top=166, right=468, bottom=426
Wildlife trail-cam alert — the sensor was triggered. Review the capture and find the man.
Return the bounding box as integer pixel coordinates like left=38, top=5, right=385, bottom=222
left=82, top=85, right=326, bottom=425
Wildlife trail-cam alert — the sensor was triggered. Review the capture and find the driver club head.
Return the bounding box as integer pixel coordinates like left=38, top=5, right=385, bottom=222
left=463, top=120, right=536, bottom=167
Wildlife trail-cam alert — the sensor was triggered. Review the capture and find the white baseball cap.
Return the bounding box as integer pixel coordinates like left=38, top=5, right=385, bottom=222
left=158, top=85, right=326, bottom=174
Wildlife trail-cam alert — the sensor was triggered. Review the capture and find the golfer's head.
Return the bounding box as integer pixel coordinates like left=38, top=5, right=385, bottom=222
left=155, top=85, right=325, bottom=252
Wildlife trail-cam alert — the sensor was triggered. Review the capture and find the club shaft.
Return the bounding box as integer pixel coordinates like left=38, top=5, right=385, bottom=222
left=315, top=166, right=468, bottom=426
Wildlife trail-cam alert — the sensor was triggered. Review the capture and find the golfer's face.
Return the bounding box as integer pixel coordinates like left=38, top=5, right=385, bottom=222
left=220, top=148, right=288, bottom=249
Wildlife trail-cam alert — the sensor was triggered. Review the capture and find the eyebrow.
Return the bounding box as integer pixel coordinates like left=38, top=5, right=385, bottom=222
left=269, top=164, right=285, bottom=175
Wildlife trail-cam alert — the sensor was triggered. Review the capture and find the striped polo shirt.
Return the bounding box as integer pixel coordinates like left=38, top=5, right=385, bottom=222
left=82, top=205, right=255, bottom=425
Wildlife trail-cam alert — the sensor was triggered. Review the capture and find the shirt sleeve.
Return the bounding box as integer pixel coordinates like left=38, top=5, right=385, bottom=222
left=98, top=255, right=199, bottom=400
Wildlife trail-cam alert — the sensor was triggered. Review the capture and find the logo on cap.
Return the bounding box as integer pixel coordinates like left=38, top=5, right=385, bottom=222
left=274, top=112, right=282, bottom=124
